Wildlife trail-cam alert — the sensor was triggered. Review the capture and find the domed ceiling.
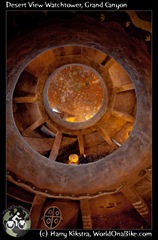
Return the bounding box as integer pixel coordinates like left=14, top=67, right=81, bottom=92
left=13, top=44, right=136, bottom=162
left=6, top=10, right=152, bottom=230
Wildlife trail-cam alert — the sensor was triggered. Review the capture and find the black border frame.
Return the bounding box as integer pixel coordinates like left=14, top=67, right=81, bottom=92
left=1, top=0, right=157, bottom=239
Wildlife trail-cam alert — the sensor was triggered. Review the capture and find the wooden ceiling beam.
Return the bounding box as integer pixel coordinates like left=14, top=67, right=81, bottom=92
left=80, top=199, right=92, bottom=229
left=121, top=186, right=151, bottom=227
left=107, top=90, right=116, bottom=111
left=112, top=111, right=135, bottom=123
left=30, top=194, right=46, bottom=229
left=114, top=83, right=134, bottom=93
left=49, top=132, right=62, bottom=161
left=77, top=134, right=85, bottom=155
left=95, top=126, right=113, bottom=145
left=103, top=58, right=115, bottom=70
left=23, top=116, right=45, bottom=135
left=13, top=95, right=37, bottom=103
left=82, top=47, right=107, bottom=64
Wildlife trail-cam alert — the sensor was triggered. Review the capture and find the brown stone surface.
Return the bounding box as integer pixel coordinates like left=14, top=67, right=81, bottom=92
left=6, top=11, right=152, bottom=230
left=13, top=71, right=37, bottom=97
left=114, top=91, right=136, bottom=114
left=109, top=62, right=132, bottom=87
left=39, top=199, right=80, bottom=229
left=7, top=13, right=151, bottom=198
left=30, top=194, right=46, bottom=229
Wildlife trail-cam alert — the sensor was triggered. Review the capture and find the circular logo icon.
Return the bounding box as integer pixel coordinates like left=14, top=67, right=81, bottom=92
left=2, top=206, right=31, bottom=238
left=43, top=206, right=62, bottom=229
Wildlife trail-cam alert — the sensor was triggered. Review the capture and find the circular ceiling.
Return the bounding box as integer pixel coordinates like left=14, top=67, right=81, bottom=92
left=43, top=63, right=107, bottom=128
left=7, top=14, right=151, bottom=197
left=12, top=45, right=137, bottom=163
